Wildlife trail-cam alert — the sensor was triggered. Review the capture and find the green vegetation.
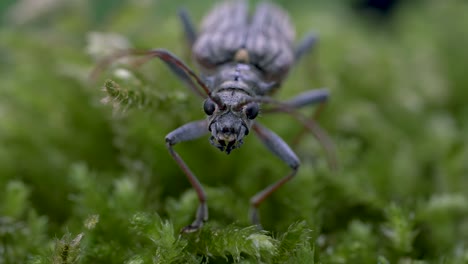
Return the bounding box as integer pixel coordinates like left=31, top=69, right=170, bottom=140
left=1, top=0, right=467, bottom=263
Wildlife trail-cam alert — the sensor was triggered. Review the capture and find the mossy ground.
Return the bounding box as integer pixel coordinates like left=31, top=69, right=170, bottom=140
left=1, top=0, right=467, bottom=263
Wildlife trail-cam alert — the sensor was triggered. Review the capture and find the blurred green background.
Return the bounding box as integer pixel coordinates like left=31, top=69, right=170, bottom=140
left=1, top=0, right=467, bottom=263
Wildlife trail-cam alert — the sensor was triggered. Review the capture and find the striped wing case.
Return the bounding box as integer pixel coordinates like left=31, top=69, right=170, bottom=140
left=193, top=1, right=296, bottom=82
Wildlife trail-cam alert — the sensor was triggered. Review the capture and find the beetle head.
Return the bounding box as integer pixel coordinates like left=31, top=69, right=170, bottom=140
left=204, top=91, right=259, bottom=154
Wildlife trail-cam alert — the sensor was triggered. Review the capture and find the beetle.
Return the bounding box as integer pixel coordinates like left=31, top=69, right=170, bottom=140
left=92, top=0, right=336, bottom=233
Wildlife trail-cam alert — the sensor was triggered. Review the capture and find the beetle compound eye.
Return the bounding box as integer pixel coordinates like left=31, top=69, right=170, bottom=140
left=203, top=99, right=216, bottom=115
left=245, top=103, right=259, bottom=119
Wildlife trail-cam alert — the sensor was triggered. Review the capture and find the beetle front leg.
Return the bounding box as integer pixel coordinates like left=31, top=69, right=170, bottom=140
left=250, top=123, right=300, bottom=229
left=165, top=119, right=209, bottom=233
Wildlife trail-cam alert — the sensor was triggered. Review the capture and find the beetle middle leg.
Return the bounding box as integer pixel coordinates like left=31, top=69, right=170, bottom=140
left=263, top=88, right=330, bottom=142
left=262, top=88, right=338, bottom=170
left=282, top=88, right=329, bottom=108
left=249, top=123, right=300, bottom=229
left=165, top=119, right=210, bottom=233
left=282, top=89, right=331, bottom=152
left=284, top=88, right=329, bottom=142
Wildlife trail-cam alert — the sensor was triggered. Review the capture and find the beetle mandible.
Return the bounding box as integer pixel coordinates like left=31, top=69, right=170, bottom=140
left=93, top=0, right=336, bottom=233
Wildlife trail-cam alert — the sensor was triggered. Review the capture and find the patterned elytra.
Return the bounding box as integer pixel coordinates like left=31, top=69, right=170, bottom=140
left=193, top=1, right=295, bottom=83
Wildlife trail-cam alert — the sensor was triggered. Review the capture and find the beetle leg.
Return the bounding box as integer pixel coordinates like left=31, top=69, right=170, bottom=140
left=263, top=88, right=330, bottom=146
left=165, top=120, right=210, bottom=233
left=250, top=123, right=300, bottom=229
left=178, top=8, right=198, bottom=47
left=292, top=35, right=328, bottom=139
left=261, top=88, right=337, bottom=170
left=281, top=89, right=330, bottom=148
left=294, top=32, right=318, bottom=63
left=283, top=88, right=329, bottom=108
left=264, top=87, right=330, bottom=126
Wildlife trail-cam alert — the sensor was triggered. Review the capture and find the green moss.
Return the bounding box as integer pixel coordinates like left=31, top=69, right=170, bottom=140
left=1, top=0, right=467, bottom=263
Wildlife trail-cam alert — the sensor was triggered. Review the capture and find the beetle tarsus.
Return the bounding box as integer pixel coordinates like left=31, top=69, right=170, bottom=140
left=181, top=203, right=208, bottom=233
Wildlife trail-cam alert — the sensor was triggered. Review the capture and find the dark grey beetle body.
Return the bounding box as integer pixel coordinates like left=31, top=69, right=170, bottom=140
left=94, top=0, right=332, bottom=233
left=192, top=1, right=296, bottom=154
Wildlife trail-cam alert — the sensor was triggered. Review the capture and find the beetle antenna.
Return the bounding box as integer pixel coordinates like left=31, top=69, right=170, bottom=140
left=90, top=48, right=215, bottom=100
